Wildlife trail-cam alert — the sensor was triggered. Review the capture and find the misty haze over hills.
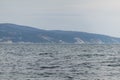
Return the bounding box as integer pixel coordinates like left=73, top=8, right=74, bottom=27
left=0, top=23, right=120, bottom=44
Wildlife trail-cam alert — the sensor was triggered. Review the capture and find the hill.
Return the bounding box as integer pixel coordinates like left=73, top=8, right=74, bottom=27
left=0, top=23, right=120, bottom=44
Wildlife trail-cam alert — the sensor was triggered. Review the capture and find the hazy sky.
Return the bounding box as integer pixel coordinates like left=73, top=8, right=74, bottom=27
left=1, top=0, right=120, bottom=37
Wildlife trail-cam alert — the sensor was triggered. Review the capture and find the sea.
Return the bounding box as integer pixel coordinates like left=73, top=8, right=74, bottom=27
left=0, top=44, right=120, bottom=80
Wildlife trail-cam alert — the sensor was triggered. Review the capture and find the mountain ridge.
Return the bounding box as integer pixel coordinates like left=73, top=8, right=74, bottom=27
left=0, top=23, right=120, bottom=44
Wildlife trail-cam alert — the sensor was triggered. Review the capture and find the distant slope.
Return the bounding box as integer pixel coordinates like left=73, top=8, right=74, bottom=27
left=0, top=23, right=120, bottom=44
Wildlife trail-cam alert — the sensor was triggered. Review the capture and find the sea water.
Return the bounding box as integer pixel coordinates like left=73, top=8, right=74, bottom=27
left=0, top=44, right=120, bottom=80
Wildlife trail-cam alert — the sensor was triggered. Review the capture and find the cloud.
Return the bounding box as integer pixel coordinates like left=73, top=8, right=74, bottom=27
left=0, top=0, right=120, bottom=37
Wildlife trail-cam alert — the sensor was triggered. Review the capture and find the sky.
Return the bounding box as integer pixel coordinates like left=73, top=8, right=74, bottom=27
left=0, top=0, right=120, bottom=37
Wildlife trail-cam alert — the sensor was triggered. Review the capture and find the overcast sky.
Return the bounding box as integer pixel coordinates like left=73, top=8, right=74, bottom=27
left=1, top=0, right=120, bottom=37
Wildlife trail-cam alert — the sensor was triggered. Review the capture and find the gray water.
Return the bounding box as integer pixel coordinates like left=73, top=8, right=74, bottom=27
left=0, top=44, right=120, bottom=80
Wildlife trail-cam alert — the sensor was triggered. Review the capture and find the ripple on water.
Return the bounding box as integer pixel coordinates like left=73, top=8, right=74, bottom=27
left=0, top=44, right=119, bottom=80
